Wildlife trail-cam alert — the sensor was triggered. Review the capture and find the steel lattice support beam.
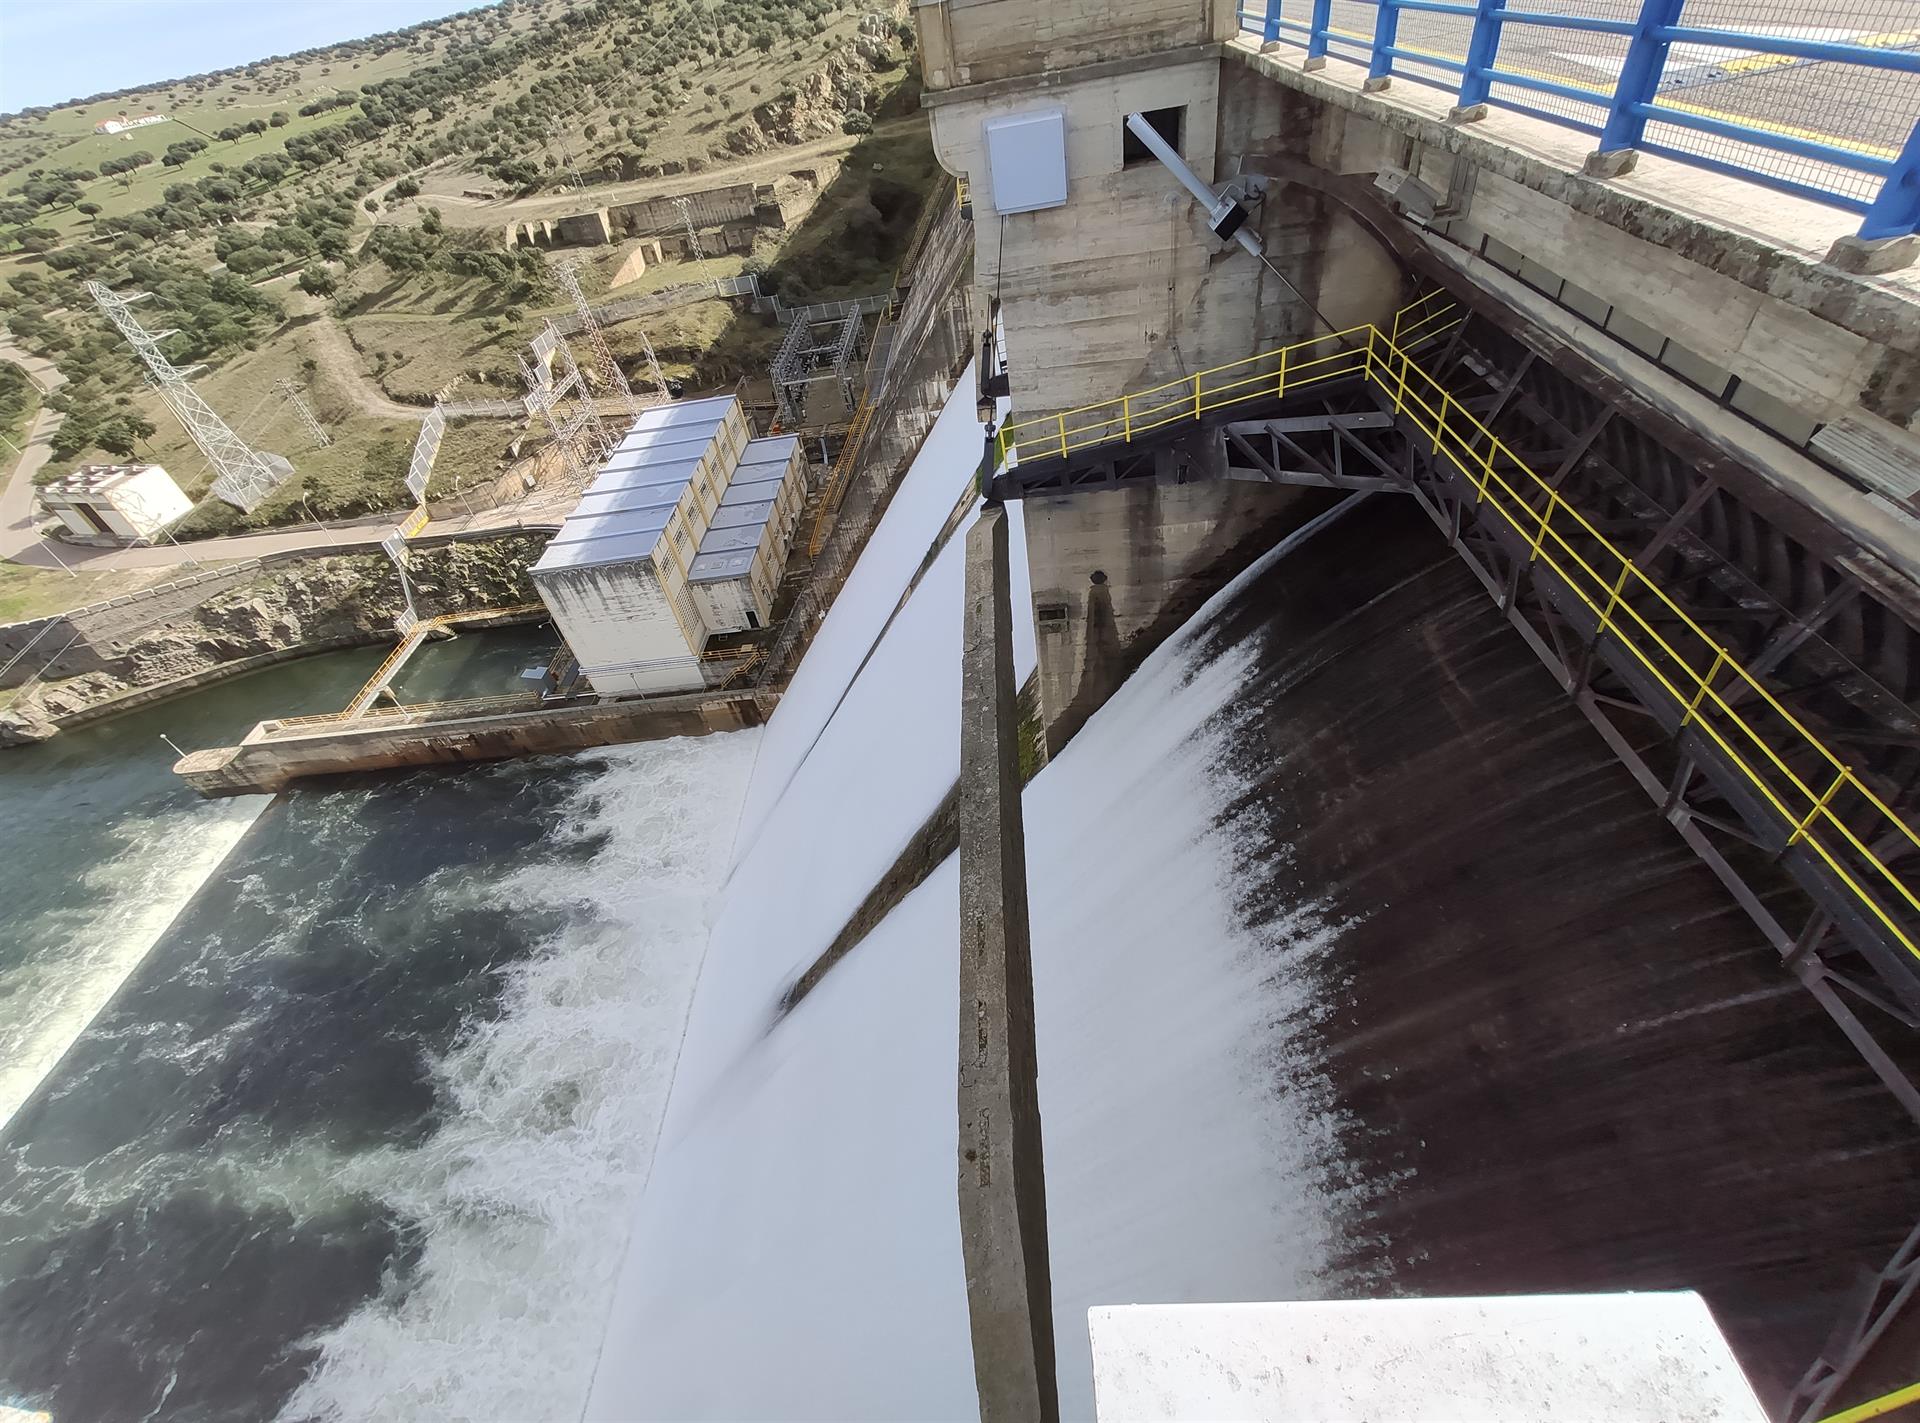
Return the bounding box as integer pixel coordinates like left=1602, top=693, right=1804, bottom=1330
left=521, top=322, right=612, bottom=491
left=276, top=379, right=331, bottom=449
left=554, top=258, right=651, bottom=424
left=88, top=281, right=293, bottom=512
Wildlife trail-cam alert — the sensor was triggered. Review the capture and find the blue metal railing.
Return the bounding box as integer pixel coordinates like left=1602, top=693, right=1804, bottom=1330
left=1237, top=0, right=1920, bottom=240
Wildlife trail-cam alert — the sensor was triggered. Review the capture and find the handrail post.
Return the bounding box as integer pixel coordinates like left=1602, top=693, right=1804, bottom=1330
left=1787, top=769, right=1850, bottom=849
left=1122, top=393, right=1132, bottom=442
left=1528, top=490, right=1557, bottom=562
left=1304, top=0, right=1333, bottom=69
left=1681, top=648, right=1728, bottom=728
left=1597, top=562, right=1632, bottom=638
left=1450, top=0, right=1506, bottom=121
left=1852, top=116, right=1920, bottom=245
left=1193, top=373, right=1203, bottom=421
left=1585, top=0, right=1686, bottom=178
left=1276, top=345, right=1289, bottom=397
left=1261, top=0, right=1283, bottom=46
left=1367, top=0, right=1400, bottom=90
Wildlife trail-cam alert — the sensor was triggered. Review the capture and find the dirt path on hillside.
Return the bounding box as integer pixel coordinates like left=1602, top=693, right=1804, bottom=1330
left=293, top=313, right=428, bottom=421
left=427, top=117, right=931, bottom=230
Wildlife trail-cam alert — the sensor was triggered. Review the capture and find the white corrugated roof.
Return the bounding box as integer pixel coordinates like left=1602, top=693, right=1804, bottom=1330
left=533, top=397, right=738, bottom=574
left=709, top=502, right=775, bottom=531
left=688, top=549, right=757, bottom=583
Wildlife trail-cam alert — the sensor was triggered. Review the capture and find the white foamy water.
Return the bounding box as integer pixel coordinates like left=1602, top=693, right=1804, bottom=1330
left=278, top=731, right=760, bottom=1423
left=0, top=797, right=267, bottom=1132
left=583, top=496, right=1371, bottom=1418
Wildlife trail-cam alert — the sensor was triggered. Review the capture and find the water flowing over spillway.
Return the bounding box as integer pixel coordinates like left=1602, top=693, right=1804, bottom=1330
left=585, top=492, right=1920, bottom=1416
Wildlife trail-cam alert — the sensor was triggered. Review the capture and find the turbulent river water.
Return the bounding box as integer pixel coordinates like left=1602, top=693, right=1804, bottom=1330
left=0, top=625, right=759, bottom=1421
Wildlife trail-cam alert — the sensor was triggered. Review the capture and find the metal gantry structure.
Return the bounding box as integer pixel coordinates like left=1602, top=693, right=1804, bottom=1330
left=275, top=379, right=331, bottom=449
left=85, top=281, right=293, bottom=512
left=521, top=321, right=613, bottom=489
left=769, top=310, right=866, bottom=428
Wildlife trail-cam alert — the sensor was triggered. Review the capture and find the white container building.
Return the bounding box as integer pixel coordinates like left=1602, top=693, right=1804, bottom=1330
left=37, top=463, right=192, bottom=545
left=530, top=401, right=807, bottom=697
left=688, top=436, right=806, bottom=636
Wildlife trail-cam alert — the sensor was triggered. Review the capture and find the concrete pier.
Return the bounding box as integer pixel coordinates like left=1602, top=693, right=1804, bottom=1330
left=957, top=503, right=1058, bottom=1423
left=173, top=688, right=771, bottom=795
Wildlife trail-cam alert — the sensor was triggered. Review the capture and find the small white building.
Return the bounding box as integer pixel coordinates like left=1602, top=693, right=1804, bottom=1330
left=38, top=463, right=192, bottom=545
left=531, top=395, right=789, bottom=697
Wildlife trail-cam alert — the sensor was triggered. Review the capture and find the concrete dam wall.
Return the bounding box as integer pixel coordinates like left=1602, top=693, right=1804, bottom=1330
left=581, top=468, right=1916, bottom=1411
left=1196, top=495, right=1920, bottom=1402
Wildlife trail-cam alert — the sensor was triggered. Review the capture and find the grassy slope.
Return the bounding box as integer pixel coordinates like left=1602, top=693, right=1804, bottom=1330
left=0, top=0, right=938, bottom=564
left=0, top=561, right=210, bottom=625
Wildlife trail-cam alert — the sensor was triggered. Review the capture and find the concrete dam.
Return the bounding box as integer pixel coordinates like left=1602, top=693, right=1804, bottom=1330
left=5, top=0, right=1920, bottom=1418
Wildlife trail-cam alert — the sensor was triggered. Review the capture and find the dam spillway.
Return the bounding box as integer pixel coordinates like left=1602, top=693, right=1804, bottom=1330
left=580, top=482, right=1919, bottom=1416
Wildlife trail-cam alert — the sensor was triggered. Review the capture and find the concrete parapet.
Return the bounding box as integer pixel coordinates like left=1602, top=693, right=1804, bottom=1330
left=957, top=503, right=1058, bottom=1423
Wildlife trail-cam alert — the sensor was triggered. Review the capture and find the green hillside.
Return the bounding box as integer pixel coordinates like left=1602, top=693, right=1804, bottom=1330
left=0, top=0, right=933, bottom=543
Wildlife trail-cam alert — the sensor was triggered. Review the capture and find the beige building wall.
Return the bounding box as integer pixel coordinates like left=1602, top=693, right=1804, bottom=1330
left=919, top=0, right=1407, bottom=749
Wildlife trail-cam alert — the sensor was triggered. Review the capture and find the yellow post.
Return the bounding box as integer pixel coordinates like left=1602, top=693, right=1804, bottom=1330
left=1528, top=489, right=1558, bottom=563
left=1122, top=394, right=1131, bottom=443
left=1056, top=413, right=1068, bottom=460
left=1680, top=648, right=1728, bottom=728
left=1193, top=373, right=1202, bottom=421
left=1276, top=346, right=1289, bottom=398
left=1597, top=563, right=1633, bottom=637
left=1788, top=768, right=1850, bottom=848
left=1475, top=442, right=1495, bottom=504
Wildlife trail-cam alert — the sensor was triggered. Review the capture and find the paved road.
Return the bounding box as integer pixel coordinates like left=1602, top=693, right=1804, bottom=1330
left=0, top=337, right=69, bottom=563
left=1, top=406, right=65, bottom=563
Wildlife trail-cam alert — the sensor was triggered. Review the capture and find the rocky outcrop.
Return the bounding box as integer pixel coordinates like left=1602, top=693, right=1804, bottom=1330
left=719, top=46, right=886, bottom=157
left=0, top=534, right=546, bottom=746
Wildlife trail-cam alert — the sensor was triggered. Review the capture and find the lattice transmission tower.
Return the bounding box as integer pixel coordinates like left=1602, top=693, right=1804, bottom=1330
left=276, top=379, right=332, bottom=449
left=85, top=281, right=293, bottom=512
left=674, top=196, right=704, bottom=262
left=554, top=259, right=648, bottom=425
left=546, top=119, right=588, bottom=192
left=520, top=322, right=612, bottom=490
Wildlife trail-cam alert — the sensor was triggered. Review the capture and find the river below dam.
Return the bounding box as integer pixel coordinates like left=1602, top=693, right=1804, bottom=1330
left=0, top=623, right=762, bottom=1421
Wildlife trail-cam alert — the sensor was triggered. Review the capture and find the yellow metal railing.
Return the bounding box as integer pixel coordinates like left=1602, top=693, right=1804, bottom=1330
left=340, top=603, right=547, bottom=720
left=993, top=290, right=1463, bottom=468
left=1363, top=322, right=1920, bottom=967
left=1819, top=1380, right=1920, bottom=1423
left=992, top=288, right=1919, bottom=964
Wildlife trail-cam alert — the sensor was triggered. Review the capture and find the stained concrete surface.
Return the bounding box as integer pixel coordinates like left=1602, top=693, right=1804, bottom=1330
left=1194, top=495, right=1920, bottom=1406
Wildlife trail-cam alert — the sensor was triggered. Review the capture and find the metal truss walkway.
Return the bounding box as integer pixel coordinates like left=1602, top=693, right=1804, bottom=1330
left=990, top=292, right=1920, bottom=1418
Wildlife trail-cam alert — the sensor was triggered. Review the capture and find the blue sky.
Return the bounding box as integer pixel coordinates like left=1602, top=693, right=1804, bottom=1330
left=0, top=0, right=488, bottom=114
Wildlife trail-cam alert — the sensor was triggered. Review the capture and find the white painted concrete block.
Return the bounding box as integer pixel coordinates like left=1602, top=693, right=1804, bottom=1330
left=985, top=109, right=1069, bottom=214
left=1088, top=1293, right=1767, bottom=1422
